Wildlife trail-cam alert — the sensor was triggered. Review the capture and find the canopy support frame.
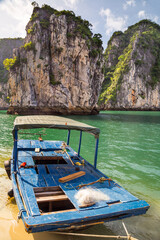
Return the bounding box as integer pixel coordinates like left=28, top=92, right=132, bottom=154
left=67, top=130, right=71, bottom=145
left=94, top=137, right=99, bottom=169
left=13, top=129, right=18, bottom=172
left=78, top=131, right=82, bottom=156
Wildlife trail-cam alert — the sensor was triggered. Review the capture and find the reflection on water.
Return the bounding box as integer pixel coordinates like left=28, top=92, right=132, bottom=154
left=0, top=111, right=160, bottom=240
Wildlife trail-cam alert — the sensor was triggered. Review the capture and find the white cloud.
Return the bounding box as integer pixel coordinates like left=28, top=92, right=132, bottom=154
left=153, top=16, right=159, bottom=22
left=0, top=0, right=81, bottom=38
left=138, top=10, right=146, bottom=18
left=138, top=10, right=159, bottom=23
left=1, top=0, right=32, bottom=22
left=37, top=0, right=81, bottom=10
left=100, top=8, right=128, bottom=36
left=63, top=0, right=80, bottom=9
left=0, top=0, right=33, bottom=37
left=123, top=0, right=136, bottom=10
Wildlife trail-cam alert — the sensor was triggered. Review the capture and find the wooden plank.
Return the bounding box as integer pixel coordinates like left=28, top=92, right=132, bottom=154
left=34, top=186, right=61, bottom=193
left=20, top=175, right=41, bottom=216
left=18, top=139, right=31, bottom=149
left=38, top=141, right=46, bottom=149
left=108, top=201, right=121, bottom=206
left=43, top=141, right=63, bottom=149
left=42, top=174, right=57, bottom=187
left=47, top=165, right=61, bottom=176
left=47, top=166, right=64, bottom=184
left=30, top=140, right=41, bottom=149
left=41, top=209, right=77, bottom=215
left=49, top=202, right=52, bottom=212
left=36, top=194, right=68, bottom=203
left=17, top=175, right=33, bottom=216
left=37, top=175, right=46, bottom=187
left=59, top=171, right=86, bottom=183
left=37, top=165, right=46, bottom=175
left=33, top=156, right=65, bottom=161
left=35, top=191, right=63, bottom=197
left=79, top=202, right=95, bottom=208
left=24, top=186, right=41, bottom=216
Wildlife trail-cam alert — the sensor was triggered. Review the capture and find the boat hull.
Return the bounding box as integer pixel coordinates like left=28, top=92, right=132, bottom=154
left=22, top=202, right=149, bottom=233
left=10, top=139, right=149, bottom=234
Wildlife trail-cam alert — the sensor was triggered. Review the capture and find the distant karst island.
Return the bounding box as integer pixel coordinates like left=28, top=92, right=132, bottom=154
left=0, top=4, right=160, bottom=114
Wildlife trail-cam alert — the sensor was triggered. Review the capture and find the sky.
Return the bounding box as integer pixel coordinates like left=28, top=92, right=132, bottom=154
left=0, top=0, right=160, bottom=48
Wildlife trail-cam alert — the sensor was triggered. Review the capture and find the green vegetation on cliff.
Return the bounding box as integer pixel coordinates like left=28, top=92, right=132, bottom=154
left=0, top=38, right=23, bottom=106
left=49, top=73, right=61, bottom=86
left=5, top=3, right=103, bottom=114
left=23, top=41, right=35, bottom=52
left=99, top=32, right=138, bottom=104
left=24, top=4, right=104, bottom=88
left=3, top=57, right=19, bottom=70
left=30, top=4, right=103, bottom=52
left=99, top=19, right=160, bottom=106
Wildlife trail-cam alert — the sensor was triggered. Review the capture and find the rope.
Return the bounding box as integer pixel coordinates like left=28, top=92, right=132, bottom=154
left=122, top=221, right=130, bottom=237
left=121, top=222, right=139, bottom=240
left=64, top=183, right=75, bottom=189
left=55, top=142, right=74, bottom=165
left=54, top=221, right=139, bottom=240
left=76, top=177, right=119, bottom=189
left=17, top=209, right=26, bottom=222
left=54, top=231, right=138, bottom=240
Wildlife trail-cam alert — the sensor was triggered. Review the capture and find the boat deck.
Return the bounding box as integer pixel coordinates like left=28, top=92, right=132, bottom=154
left=13, top=139, right=149, bottom=232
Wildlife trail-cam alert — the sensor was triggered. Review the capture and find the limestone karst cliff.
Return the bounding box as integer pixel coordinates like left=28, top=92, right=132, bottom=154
left=99, top=20, right=160, bottom=110
left=0, top=38, right=23, bottom=108
left=6, top=5, right=104, bottom=115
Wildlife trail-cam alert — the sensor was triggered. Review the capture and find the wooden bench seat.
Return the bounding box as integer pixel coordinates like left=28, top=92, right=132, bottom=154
left=35, top=190, right=63, bottom=197
left=36, top=194, right=68, bottom=203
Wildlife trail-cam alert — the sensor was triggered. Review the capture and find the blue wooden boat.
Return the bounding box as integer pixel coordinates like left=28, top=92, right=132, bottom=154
left=6, top=115, right=149, bottom=233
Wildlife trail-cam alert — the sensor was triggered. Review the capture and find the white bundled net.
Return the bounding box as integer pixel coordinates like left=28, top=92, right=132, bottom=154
left=75, top=187, right=110, bottom=206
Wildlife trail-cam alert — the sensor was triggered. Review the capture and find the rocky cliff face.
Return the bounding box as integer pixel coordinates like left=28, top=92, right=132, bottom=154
left=99, top=20, right=160, bottom=110
left=0, top=38, right=23, bottom=108
left=7, top=5, right=104, bottom=115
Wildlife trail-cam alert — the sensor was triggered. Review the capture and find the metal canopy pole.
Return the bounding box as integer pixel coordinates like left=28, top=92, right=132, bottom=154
left=67, top=130, right=71, bottom=145
left=78, top=131, right=82, bottom=156
left=14, top=130, right=18, bottom=172
left=94, top=137, right=99, bottom=169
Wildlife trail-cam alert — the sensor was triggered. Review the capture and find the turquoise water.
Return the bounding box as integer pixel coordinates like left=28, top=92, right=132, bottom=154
left=0, top=110, right=160, bottom=240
